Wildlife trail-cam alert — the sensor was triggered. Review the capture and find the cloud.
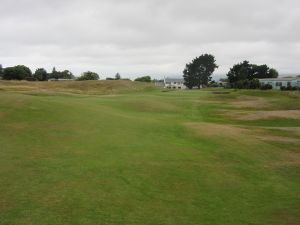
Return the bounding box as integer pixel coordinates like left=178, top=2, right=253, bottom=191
left=0, top=0, right=299, bottom=78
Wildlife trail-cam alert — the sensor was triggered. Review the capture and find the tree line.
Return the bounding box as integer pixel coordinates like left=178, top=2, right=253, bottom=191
left=0, top=64, right=154, bottom=82
left=0, top=65, right=77, bottom=81
left=182, top=54, right=279, bottom=89
left=0, top=56, right=281, bottom=88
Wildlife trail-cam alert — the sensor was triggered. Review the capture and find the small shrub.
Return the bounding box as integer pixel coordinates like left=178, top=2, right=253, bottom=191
left=280, top=86, right=300, bottom=91
left=280, top=86, right=287, bottom=91
left=260, top=84, right=273, bottom=90
left=135, top=76, right=151, bottom=83
left=249, top=79, right=260, bottom=89
left=77, top=71, right=99, bottom=81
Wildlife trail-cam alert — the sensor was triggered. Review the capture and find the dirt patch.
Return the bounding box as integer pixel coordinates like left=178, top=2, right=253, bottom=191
left=228, top=110, right=300, bottom=121
left=231, top=96, right=271, bottom=108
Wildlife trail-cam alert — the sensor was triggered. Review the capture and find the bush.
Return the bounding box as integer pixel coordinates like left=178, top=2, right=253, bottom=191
left=280, top=86, right=287, bottom=91
left=233, top=79, right=260, bottom=89
left=249, top=79, right=260, bottom=89
left=134, top=76, right=151, bottom=83
left=33, top=68, right=48, bottom=81
left=208, top=80, right=220, bottom=87
left=77, top=71, right=99, bottom=81
left=260, top=84, right=273, bottom=90
left=281, top=86, right=300, bottom=91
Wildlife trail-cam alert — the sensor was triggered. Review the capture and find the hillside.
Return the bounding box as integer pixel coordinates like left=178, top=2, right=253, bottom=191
left=0, top=80, right=156, bottom=95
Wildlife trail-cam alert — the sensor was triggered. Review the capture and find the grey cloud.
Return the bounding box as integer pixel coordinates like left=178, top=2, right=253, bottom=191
left=0, top=0, right=299, bottom=78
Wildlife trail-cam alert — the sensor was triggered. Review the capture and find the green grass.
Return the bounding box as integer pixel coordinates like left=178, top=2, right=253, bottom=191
left=0, top=83, right=299, bottom=225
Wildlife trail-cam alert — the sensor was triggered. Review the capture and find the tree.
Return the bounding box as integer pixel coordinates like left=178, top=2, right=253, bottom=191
left=49, top=67, right=59, bottom=79
left=134, top=76, right=151, bottom=82
left=227, top=61, right=279, bottom=88
left=0, top=64, right=3, bottom=79
left=60, top=70, right=74, bottom=79
left=49, top=67, right=74, bottom=79
left=115, top=73, right=121, bottom=80
left=33, top=68, right=48, bottom=81
left=268, top=68, right=279, bottom=78
left=3, top=65, right=32, bottom=80
left=227, top=61, right=253, bottom=84
left=251, top=64, right=268, bottom=79
left=183, top=54, right=218, bottom=89
left=77, top=71, right=100, bottom=81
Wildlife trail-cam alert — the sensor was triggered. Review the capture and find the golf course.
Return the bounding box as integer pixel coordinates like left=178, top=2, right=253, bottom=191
left=0, top=80, right=299, bottom=225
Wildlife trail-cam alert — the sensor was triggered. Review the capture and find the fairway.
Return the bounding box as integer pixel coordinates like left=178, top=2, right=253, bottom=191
left=0, top=81, right=299, bottom=225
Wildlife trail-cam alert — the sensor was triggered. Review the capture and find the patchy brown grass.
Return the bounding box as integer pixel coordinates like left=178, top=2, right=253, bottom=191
left=185, top=122, right=300, bottom=145
left=227, top=110, right=300, bottom=121
left=0, top=111, right=5, bottom=119
left=256, top=135, right=300, bottom=144
left=184, top=122, right=247, bottom=137
left=276, top=127, right=300, bottom=136
left=231, top=96, right=271, bottom=109
left=269, top=207, right=300, bottom=225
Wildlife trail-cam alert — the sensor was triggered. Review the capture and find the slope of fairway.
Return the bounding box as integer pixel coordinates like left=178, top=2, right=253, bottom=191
left=0, top=80, right=155, bottom=95
left=0, top=88, right=299, bottom=225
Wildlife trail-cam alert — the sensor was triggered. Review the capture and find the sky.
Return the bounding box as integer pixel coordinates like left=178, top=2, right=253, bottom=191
left=0, top=0, right=299, bottom=79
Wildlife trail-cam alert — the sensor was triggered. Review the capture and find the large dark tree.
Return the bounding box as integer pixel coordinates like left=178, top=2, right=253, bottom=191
left=183, top=54, right=218, bottom=89
left=77, top=71, right=99, bottom=80
left=227, top=61, right=279, bottom=88
left=227, top=61, right=253, bottom=83
left=115, top=73, right=121, bottom=80
left=33, top=68, right=48, bottom=81
left=0, top=64, right=3, bottom=78
left=3, top=65, right=32, bottom=80
left=49, top=67, right=59, bottom=79
left=251, top=64, right=269, bottom=79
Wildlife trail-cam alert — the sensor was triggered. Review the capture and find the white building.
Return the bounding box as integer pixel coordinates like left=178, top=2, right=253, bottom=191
left=164, top=78, right=186, bottom=89
left=259, top=77, right=300, bottom=90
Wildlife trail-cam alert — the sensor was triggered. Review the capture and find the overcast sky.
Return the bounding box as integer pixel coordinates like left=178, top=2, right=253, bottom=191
left=0, top=0, right=299, bottom=79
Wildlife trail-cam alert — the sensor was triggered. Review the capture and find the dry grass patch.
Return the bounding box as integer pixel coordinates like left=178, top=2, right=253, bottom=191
left=276, top=127, right=300, bottom=136
left=257, top=135, right=300, bottom=145
left=0, top=80, right=153, bottom=94
left=184, top=122, right=247, bottom=137
left=185, top=122, right=300, bottom=145
left=227, top=110, right=300, bottom=121
left=230, top=96, right=271, bottom=109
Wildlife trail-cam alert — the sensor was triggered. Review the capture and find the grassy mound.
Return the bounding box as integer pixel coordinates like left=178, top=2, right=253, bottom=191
left=0, top=80, right=156, bottom=95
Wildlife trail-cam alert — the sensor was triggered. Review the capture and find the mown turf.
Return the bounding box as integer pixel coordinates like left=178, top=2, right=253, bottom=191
left=0, top=83, right=299, bottom=225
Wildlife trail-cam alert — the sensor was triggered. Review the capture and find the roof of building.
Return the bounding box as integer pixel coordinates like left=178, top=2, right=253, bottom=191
left=259, top=77, right=300, bottom=81
left=165, top=78, right=184, bottom=83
